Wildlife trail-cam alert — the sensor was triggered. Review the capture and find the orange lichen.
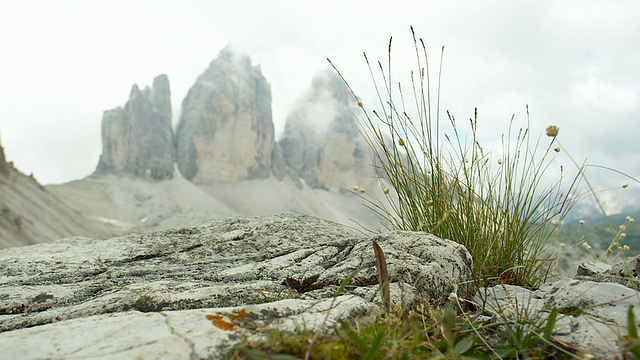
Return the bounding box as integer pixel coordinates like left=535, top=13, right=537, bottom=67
left=206, top=313, right=235, bottom=332
left=228, top=309, right=251, bottom=321
left=206, top=309, right=253, bottom=332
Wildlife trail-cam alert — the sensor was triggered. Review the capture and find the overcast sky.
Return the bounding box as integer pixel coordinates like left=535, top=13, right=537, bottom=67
left=0, top=0, right=639, bottom=212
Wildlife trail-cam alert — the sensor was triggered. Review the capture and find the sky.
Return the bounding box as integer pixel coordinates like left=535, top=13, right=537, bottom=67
left=0, top=0, right=639, bottom=213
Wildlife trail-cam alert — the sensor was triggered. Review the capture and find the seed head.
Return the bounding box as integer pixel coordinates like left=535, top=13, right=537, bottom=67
left=545, top=125, right=559, bottom=138
left=554, top=147, right=560, bottom=153
left=357, top=101, right=363, bottom=107
left=622, top=183, right=629, bottom=189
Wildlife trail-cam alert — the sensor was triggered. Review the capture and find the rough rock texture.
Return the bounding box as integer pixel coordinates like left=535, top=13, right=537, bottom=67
left=96, top=74, right=175, bottom=180
left=0, top=213, right=472, bottom=359
left=277, top=70, right=373, bottom=191
left=578, top=258, right=640, bottom=290
left=476, top=257, right=640, bottom=360
left=175, top=46, right=274, bottom=183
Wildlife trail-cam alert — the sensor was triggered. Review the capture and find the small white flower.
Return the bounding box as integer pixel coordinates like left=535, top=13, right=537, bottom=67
left=579, top=220, right=585, bottom=225
left=623, top=245, right=631, bottom=251
left=620, top=225, right=627, bottom=231
left=448, top=292, right=458, bottom=301
left=620, top=233, right=627, bottom=239
left=560, top=243, right=565, bottom=249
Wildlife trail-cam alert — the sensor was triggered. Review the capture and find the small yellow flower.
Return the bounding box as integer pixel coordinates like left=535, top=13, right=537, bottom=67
left=560, top=243, right=565, bottom=249
left=545, top=125, right=559, bottom=137
left=352, top=186, right=360, bottom=192
left=359, top=188, right=366, bottom=193
left=553, top=220, right=561, bottom=226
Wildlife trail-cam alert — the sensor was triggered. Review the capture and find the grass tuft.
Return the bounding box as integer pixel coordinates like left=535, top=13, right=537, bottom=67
left=329, top=26, right=580, bottom=288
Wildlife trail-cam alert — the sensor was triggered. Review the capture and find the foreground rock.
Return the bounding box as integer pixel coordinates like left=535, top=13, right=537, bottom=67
left=476, top=258, right=640, bottom=360
left=96, top=74, right=175, bottom=180
left=0, top=213, right=472, bottom=359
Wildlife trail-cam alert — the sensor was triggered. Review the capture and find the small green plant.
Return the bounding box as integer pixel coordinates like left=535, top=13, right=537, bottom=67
left=329, top=26, right=579, bottom=288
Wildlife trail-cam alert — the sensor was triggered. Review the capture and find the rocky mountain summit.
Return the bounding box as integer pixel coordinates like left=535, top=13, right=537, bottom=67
left=175, top=46, right=275, bottom=183
left=55, top=46, right=385, bottom=238
left=275, top=70, right=373, bottom=191
left=94, top=46, right=373, bottom=190
left=96, top=74, right=175, bottom=180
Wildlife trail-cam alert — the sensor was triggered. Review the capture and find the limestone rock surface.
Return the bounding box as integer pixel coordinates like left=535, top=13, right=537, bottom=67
left=476, top=257, right=640, bottom=360
left=278, top=70, right=372, bottom=191
left=96, top=74, right=175, bottom=180
left=175, top=46, right=274, bottom=183
left=0, top=213, right=472, bottom=359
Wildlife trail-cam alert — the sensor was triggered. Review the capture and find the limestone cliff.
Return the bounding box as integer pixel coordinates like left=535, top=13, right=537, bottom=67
left=175, top=46, right=274, bottom=183
left=0, top=135, right=8, bottom=177
left=96, top=74, right=175, bottom=180
left=277, top=70, right=373, bottom=191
